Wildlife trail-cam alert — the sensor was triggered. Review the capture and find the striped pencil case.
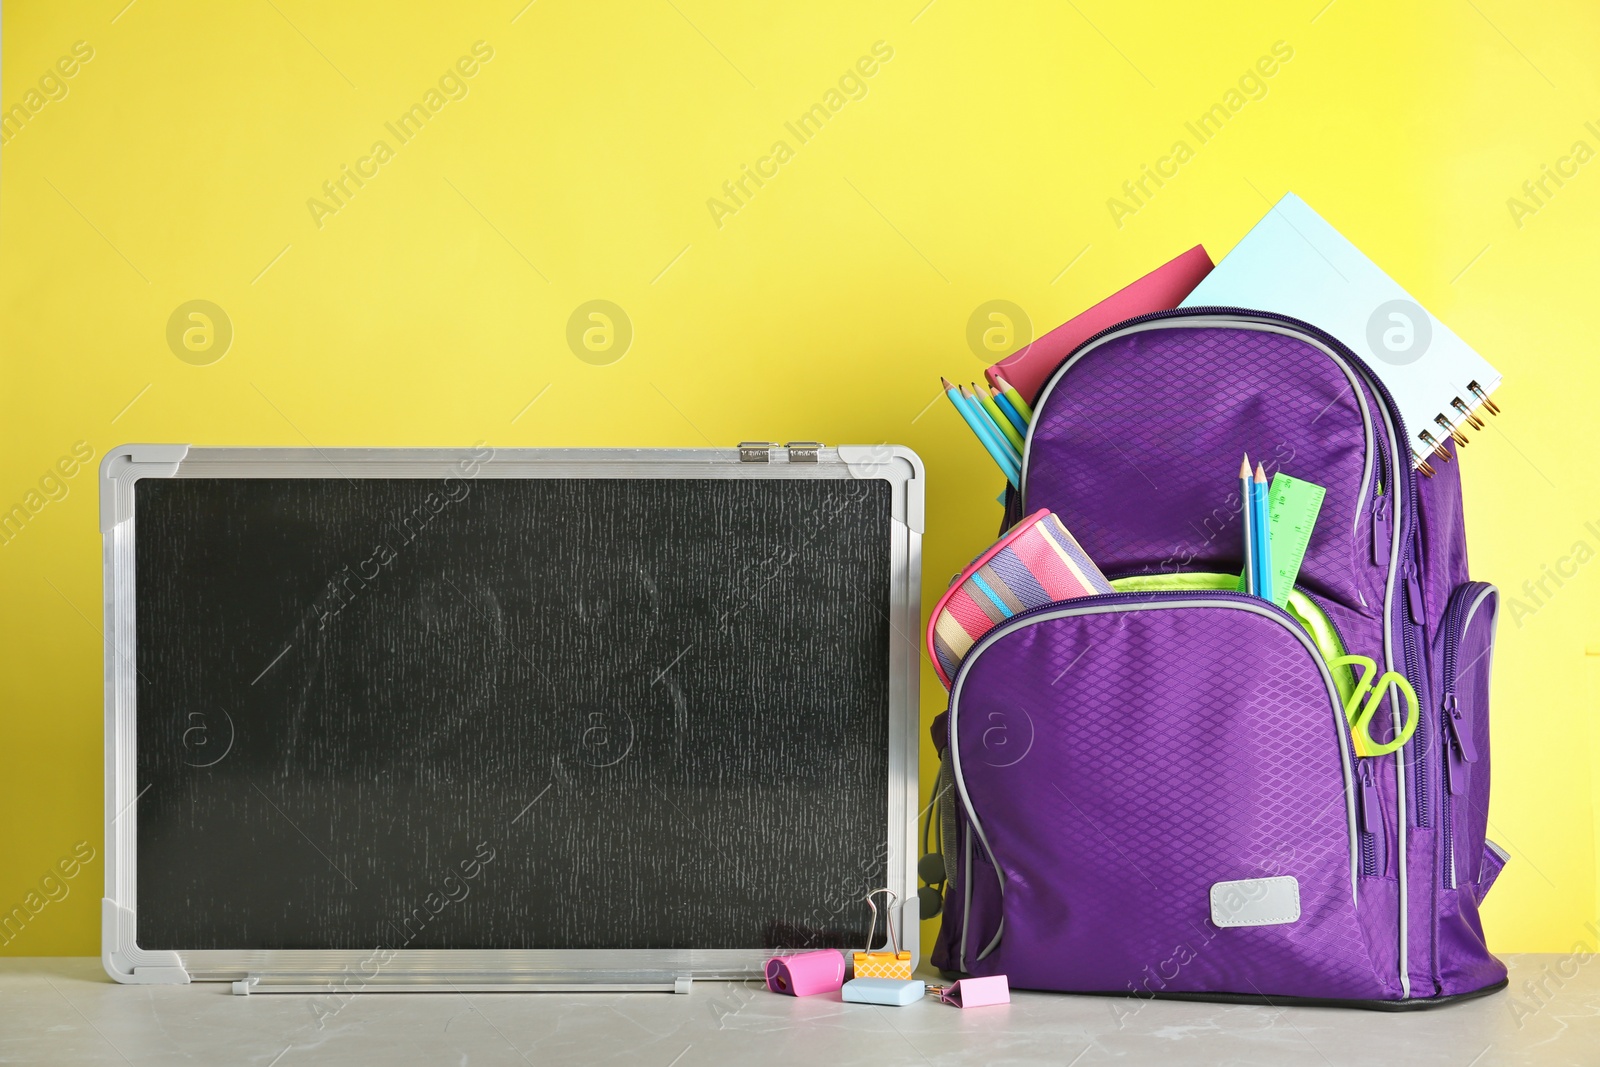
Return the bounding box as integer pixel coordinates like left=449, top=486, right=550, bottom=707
left=927, top=508, right=1112, bottom=689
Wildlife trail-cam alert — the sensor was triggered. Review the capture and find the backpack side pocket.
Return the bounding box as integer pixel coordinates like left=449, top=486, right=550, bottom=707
left=1433, top=581, right=1507, bottom=997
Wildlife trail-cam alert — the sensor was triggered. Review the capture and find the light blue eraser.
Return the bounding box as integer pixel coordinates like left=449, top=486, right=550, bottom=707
left=841, top=977, right=925, bottom=1006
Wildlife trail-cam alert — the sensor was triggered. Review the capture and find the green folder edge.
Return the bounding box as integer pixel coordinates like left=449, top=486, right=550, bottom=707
left=1111, top=572, right=1358, bottom=706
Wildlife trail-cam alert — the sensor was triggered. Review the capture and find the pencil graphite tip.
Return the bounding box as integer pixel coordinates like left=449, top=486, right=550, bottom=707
left=1254, top=462, right=1268, bottom=483
left=1239, top=455, right=1251, bottom=478
left=993, top=373, right=1012, bottom=390
left=940, top=376, right=955, bottom=391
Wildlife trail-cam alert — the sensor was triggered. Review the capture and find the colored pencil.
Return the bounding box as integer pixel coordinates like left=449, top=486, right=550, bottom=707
left=1252, top=462, right=1272, bottom=600
left=992, top=373, right=1034, bottom=424
left=989, top=386, right=1029, bottom=435
left=1239, top=454, right=1257, bottom=596
left=942, top=378, right=1020, bottom=488
left=973, top=383, right=1025, bottom=451
left=958, top=385, right=1022, bottom=471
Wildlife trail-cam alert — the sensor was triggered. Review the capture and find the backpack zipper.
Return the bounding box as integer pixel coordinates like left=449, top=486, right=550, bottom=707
left=1407, top=558, right=1430, bottom=829
left=1358, top=760, right=1383, bottom=877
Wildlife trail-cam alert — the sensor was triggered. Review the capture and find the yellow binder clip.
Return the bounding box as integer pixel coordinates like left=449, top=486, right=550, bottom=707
left=852, top=888, right=913, bottom=980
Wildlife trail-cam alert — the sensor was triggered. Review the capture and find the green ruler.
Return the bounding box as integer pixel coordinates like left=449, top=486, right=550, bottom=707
left=1266, top=473, right=1326, bottom=607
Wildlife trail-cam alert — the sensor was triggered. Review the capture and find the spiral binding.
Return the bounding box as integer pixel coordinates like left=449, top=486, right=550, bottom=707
left=1409, top=380, right=1501, bottom=477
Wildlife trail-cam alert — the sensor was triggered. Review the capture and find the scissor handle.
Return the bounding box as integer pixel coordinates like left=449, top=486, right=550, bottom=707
left=1329, top=655, right=1419, bottom=757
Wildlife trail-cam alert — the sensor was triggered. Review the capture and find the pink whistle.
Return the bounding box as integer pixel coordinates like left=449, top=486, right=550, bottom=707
left=934, top=975, right=1010, bottom=1007
left=764, top=949, right=846, bottom=997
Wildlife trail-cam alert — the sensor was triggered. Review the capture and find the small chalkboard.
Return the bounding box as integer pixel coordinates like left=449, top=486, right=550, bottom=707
left=101, top=446, right=922, bottom=989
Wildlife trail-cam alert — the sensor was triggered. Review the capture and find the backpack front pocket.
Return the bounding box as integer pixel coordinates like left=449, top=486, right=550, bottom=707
left=947, top=592, right=1397, bottom=1001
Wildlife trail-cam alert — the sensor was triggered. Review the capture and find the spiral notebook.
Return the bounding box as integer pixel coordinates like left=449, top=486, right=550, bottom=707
left=1182, top=193, right=1502, bottom=468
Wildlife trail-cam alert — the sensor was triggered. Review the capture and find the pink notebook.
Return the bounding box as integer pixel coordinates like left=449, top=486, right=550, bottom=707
left=986, top=245, right=1214, bottom=404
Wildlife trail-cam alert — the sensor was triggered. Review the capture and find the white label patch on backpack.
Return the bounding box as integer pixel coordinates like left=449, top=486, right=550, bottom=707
left=1210, top=876, right=1301, bottom=928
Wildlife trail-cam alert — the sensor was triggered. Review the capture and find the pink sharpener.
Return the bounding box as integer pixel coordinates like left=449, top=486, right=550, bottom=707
left=933, top=975, right=1010, bottom=1008
left=763, top=949, right=846, bottom=997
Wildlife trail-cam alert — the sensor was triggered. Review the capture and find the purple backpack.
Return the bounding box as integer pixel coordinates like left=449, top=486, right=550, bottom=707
left=929, top=308, right=1506, bottom=1008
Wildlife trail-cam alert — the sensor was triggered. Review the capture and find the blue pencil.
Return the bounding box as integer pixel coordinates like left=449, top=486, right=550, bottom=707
left=989, top=386, right=1029, bottom=435
left=1252, top=462, right=1272, bottom=600
left=960, top=385, right=1023, bottom=470
left=943, top=378, right=1020, bottom=488
left=1239, top=455, right=1257, bottom=596
left=957, top=385, right=1021, bottom=484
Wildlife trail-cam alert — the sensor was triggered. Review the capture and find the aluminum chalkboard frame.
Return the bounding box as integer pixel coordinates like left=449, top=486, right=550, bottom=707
left=101, top=445, right=922, bottom=990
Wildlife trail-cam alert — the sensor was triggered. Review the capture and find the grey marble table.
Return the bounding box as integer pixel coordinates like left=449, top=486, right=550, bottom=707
left=1, top=956, right=1594, bottom=1066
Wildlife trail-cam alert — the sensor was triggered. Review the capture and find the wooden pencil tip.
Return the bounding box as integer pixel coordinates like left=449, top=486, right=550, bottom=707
left=1239, top=455, right=1251, bottom=478
left=1254, top=462, right=1268, bottom=482
left=940, top=376, right=954, bottom=389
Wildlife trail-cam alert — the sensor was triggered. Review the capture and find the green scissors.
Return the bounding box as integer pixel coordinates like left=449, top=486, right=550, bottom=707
left=1329, top=655, right=1419, bottom=758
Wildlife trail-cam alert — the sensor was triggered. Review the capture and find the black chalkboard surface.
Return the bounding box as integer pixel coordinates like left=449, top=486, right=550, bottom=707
left=132, top=474, right=893, bottom=953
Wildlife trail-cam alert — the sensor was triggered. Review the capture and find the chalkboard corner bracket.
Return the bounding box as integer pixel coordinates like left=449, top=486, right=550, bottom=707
left=102, top=897, right=190, bottom=985
left=100, top=444, right=190, bottom=532
left=836, top=444, right=924, bottom=534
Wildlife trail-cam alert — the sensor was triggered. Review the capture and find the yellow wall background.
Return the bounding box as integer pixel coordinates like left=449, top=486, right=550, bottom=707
left=2, top=0, right=1595, bottom=956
